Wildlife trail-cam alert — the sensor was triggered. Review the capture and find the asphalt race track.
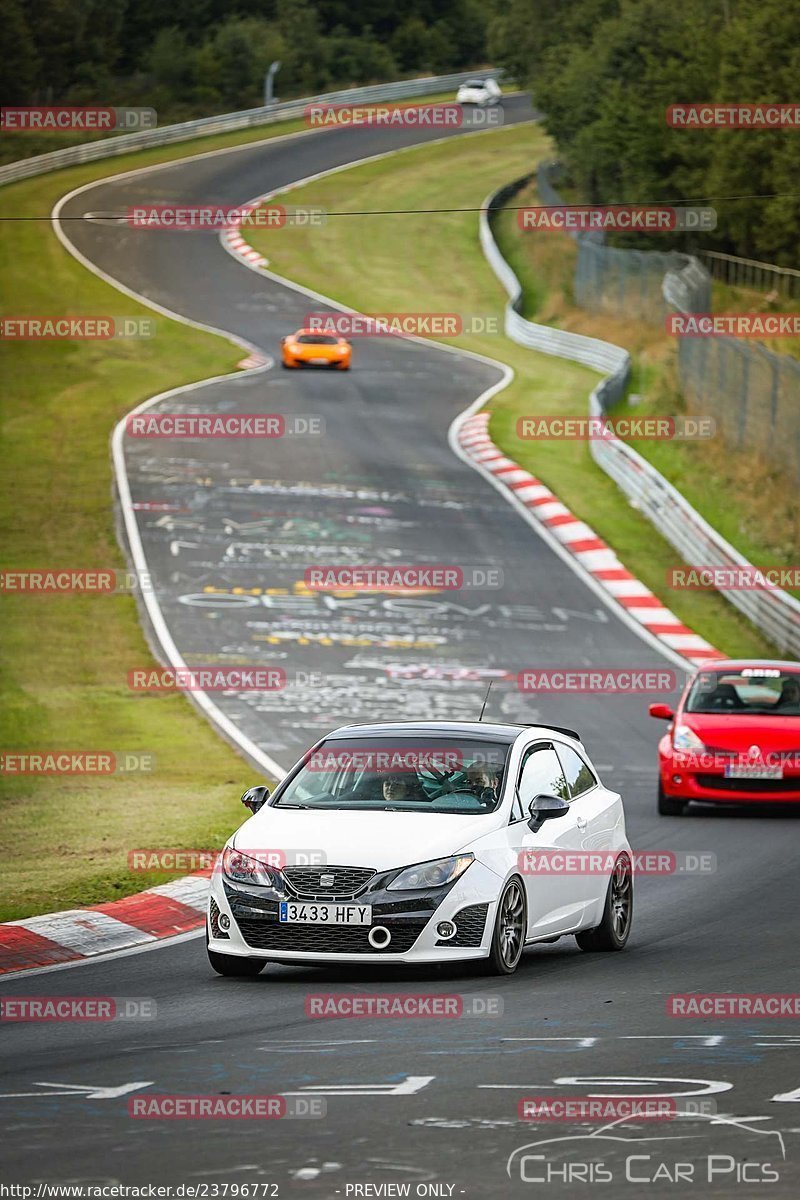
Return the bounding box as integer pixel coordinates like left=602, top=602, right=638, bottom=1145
left=2, top=95, right=799, bottom=1197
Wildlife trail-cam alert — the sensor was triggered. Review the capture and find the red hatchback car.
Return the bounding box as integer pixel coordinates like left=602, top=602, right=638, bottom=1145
left=649, top=659, right=800, bottom=815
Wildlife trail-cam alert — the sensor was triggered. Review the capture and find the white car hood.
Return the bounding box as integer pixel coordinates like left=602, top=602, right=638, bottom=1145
left=234, top=806, right=498, bottom=872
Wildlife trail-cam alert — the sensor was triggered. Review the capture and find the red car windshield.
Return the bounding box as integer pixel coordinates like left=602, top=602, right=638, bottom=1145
left=686, top=669, right=800, bottom=716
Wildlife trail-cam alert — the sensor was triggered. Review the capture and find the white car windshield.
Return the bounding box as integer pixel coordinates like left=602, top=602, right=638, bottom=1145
left=273, top=737, right=510, bottom=813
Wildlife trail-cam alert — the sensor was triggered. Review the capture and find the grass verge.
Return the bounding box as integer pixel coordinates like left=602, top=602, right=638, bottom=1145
left=0, top=114, right=346, bottom=920
left=1, top=109, right=784, bottom=921
left=247, top=124, right=779, bottom=659
left=492, top=177, right=799, bottom=593
left=0, top=93, right=473, bottom=922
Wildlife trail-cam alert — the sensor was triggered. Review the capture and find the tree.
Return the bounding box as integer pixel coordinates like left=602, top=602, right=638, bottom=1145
left=0, top=0, right=41, bottom=102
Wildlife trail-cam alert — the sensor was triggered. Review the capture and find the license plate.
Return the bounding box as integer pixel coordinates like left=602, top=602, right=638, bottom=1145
left=279, top=902, right=372, bottom=925
left=310, top=357, right=329, bottom=365
left=724, top=764, right=783, bottom=780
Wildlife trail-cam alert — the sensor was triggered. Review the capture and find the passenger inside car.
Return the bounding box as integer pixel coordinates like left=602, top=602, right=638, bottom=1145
left=775, top=678, right=800, bottom=709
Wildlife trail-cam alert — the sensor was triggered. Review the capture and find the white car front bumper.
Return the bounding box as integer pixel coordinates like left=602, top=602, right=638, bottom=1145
left=207, top=859, right=504, bottom=964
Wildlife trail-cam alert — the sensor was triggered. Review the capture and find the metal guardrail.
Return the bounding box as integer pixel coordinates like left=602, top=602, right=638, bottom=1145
left=589, top=429, right=800, bottom=656
left=480, top=175, right=800, bottom=657
left=0, top=70, right=503, bottom=187
left=480, top=176, right=631, bottom=411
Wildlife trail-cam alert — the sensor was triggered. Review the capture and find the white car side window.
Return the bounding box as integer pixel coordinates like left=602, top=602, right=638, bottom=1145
left=517, top=744, right=570, bottom=809
left=555, top=743, right=598, bottom=799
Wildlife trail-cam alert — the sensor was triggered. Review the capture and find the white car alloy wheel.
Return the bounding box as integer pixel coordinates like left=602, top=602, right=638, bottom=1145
left=488, top=878, right=526, bottom=974
left=575, top=853, right=633, bottom=952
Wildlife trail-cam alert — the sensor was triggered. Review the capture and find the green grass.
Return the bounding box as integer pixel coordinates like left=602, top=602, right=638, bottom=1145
left=492, top=178, right=800, bottom=596
left=0, top=204, right=254, bottom=918
left=0, top=108, right=786, bottom=923
left=709, top=279, right=800, bottom=360
left=0, top=122, right=332, bottom=920
left=0, top=91, right=472, bottom=922
left=248, top=123, right=779, bottom=659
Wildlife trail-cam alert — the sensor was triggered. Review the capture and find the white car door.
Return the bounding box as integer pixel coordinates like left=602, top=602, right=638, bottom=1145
left=508, top=742, right=592, bottom=939
left=554, top=740, right=624, bottom=913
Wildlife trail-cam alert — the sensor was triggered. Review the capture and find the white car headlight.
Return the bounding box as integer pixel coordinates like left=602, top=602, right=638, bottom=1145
left=673, top=724, right=707, bottom=753
left=387, top=854, right=474, bottom=891
left=222, top=846, right=277, bottom=887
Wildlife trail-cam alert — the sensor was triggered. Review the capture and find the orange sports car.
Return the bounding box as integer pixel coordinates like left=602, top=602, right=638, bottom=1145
left=280, top=328, right=351, bottom=370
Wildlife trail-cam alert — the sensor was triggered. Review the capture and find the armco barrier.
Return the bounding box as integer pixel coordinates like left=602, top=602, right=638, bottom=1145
left=481, top=176, right=800, bottom=657
left=0, top=71, right=502, bottom=186
left=479, top=176, right=631, bottom=402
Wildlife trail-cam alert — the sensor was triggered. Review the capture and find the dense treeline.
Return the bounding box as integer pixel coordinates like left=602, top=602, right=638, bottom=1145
left=3, top=0, right=797, bottom=261
left=488, top=0, right=800, bottom=263
left=2, top=0, right=488, bottom=116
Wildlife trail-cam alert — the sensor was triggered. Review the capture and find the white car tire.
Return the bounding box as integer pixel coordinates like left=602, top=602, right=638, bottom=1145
left=575, top=854, right=633, bottom=952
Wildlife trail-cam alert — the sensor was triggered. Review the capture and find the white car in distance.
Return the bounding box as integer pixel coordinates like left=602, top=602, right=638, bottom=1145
left=456, top=77, right=502, bottom=106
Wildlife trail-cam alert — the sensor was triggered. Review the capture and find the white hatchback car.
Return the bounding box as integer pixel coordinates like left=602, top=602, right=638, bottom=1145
left=207, top=721, right=633, bottom=977
left=456, top=77, right=502, bottom=106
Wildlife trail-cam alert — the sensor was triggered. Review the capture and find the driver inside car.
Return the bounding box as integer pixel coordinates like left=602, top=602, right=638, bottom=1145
left=704, top=682, right=744, bottom=709
left=465, top=763, right=499, bottom=802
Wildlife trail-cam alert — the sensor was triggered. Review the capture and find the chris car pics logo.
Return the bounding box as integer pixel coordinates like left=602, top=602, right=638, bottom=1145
left=507, top=1111, right=785, bottom=1185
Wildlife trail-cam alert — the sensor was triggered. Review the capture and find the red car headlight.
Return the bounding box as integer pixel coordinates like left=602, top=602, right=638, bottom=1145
left=672, top=724, right=707, bottom=754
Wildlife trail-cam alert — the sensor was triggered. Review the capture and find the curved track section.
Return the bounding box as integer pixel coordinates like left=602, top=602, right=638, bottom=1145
left=2, top=98, right=798, bottom=1197
left=55, top=98, right=675, bottom=768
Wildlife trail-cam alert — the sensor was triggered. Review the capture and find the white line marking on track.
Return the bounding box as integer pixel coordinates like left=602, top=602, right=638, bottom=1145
left=282, top=1075, right=435, bottom=1096
left=0, top=1081, right=153, bottom=1100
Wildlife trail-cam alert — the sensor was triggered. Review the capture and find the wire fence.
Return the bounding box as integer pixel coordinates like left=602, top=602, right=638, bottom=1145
left=482, top=175, right=800, bottom=657
left=537, top=162, right=800, bottom=481
left=536, top=161, right=710, bottom=318
left=701, top=250, right=800, bottom=300
left=575, top=240, right=703, bottom=324
left=677, top=331, right=800, bottom=478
